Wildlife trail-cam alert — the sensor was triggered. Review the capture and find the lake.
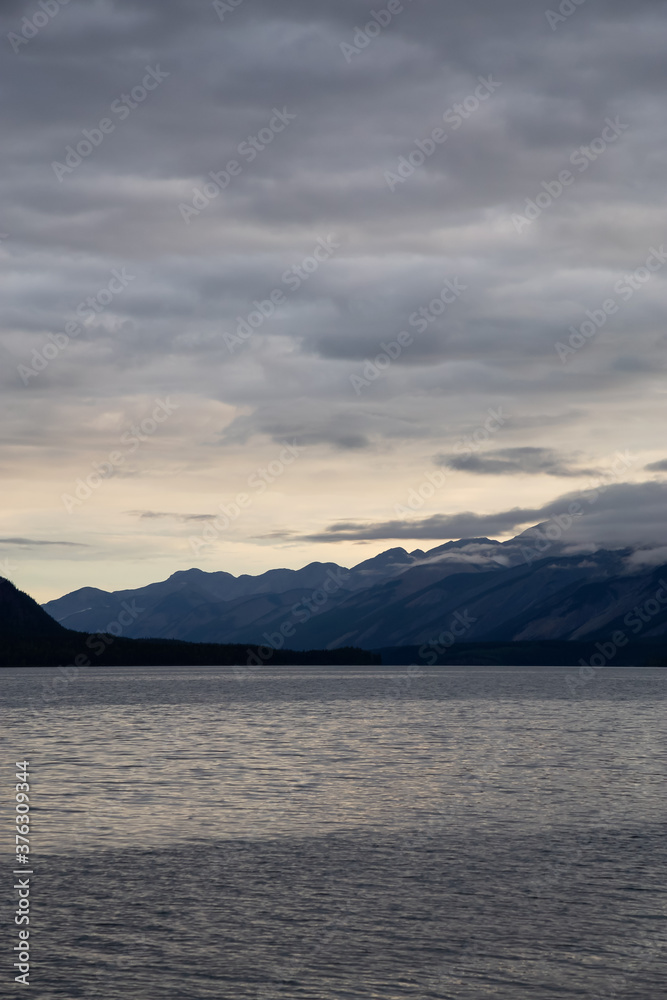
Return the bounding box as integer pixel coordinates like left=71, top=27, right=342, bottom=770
left=1, top=665, right=665, bottom=998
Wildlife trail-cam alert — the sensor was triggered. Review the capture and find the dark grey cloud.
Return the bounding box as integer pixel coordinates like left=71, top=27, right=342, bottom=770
left=645, top=458, right=667, bottom=472
left=301, top=482, right=667, bottom=547
left=303, top=510, right=546, bottom=544
left=438, top=447, right=600, bottom=477
left=220, top=406, right=372, bottom=450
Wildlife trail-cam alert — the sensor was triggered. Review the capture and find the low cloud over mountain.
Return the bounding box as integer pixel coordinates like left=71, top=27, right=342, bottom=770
left=301, top=481, right=667, bottom=547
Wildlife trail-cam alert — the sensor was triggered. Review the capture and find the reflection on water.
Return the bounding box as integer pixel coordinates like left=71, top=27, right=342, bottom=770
left=1, top=666, right=666, bottom=998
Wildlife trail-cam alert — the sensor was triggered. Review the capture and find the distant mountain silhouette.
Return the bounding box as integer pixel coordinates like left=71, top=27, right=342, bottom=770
left=0, top=575, right=378, bottom=668
left=41, top=532, right=667, bottom=651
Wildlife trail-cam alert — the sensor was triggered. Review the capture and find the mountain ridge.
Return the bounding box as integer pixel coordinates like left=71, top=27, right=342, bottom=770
left=41, top=532, right=667, bottom=650
left=0, top=575, right=378, bottom=668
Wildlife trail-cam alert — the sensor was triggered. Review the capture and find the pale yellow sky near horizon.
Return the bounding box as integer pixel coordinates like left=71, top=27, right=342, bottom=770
left=2, top=415, right=663, bottom=603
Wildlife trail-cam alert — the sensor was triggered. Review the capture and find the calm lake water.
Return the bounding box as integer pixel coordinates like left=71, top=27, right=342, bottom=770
left=1, top=665, right=665, bottom=998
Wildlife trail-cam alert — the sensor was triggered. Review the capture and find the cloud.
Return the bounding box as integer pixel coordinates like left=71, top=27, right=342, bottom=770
left=301, top=481, right=667, bottom=547
left=0, top=538, right=88, bottom=547
left=645, top=459, right=667, bottom=472
left=623, top=545, right=667, bottom=571
left=302, top=510, right=544, bottom=543
left=438, top=447, right=600, bottom=477
left=127, top=511, right=217, bottom=522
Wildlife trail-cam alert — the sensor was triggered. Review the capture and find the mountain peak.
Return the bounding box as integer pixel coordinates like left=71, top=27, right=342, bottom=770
left=351, top=548, right=412, bottom=571
left=426, top=537, right=500, bottom=555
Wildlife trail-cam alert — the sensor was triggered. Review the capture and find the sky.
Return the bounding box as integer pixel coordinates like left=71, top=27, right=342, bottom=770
left=2, top=0, right=667, bottom=603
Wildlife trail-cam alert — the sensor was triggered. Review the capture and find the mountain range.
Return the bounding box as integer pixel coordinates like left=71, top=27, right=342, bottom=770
left=42, top=527, right=667, bottom=652
left=0, top=577, right=376, bottom=668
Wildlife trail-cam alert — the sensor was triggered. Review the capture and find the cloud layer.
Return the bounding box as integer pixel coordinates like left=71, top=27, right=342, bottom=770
left=1, top=0, right=667, bottom=598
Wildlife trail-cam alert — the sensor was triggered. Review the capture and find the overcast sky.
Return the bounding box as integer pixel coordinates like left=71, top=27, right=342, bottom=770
left=2, top=0, right=667, bottom=601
